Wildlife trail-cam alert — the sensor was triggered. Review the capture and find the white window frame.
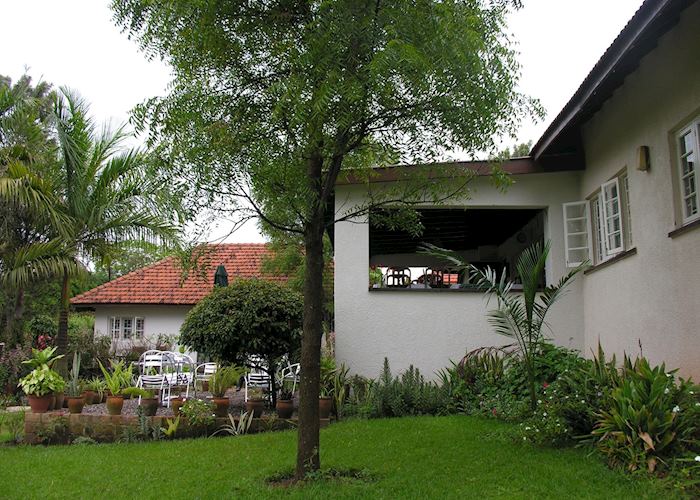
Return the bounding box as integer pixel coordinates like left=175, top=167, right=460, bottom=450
left=677, top=121, right=700, bottom=224
left=601, top=178, right=624, bottom=256
left=563, top=201, right=592, bottom=267
left=110, top=317, right=121, bottom=340
left=109, top=316, right=144, bottom=340
left=135, top=317, right=145, bottom=339
left=563, top=172, right=632, bottom=268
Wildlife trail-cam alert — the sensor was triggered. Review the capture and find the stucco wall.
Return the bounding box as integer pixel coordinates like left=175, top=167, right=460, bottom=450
left=93, top=304, right=192, bottom=355
left=334, top=171, right=585, bottom=379
left=578, top=2, right=700, bottom=379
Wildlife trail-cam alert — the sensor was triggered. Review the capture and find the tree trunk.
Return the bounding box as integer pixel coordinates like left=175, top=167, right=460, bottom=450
left=11, top=287, right=25, bottom=345
left=55, top=271, right=70, bottom=377
left=295, top=220, right=326, bottom=479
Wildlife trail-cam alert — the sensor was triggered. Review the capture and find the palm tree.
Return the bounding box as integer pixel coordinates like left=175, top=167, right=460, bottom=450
left=0, top=75, right=66, bottom=342
left=0, top=89, right=178, bottom=370
left=423, top=240, right=585, bottom=410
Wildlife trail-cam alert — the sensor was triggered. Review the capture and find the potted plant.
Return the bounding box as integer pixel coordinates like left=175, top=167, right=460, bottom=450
left=210, top=365, right=245, bottom=418
left=276, top=380, right=294, bottom=419
left=66, top=353, right=85, bottom=414
left=245, top=387, right=265, bottom=418
left=99, top=360, right=130, bottom=415
left=18, top=366, right=64, bottom=413
left=122, top=387, right=159, bottom=416
left=179, top=398, right=215, bottom=436
left=18, top=347, right=65, bottom=414
left=52, top=376, right=66, bottom=411
left=318, top=356, right=336, bottom=419
left=86, top=377, right=107, bottom=404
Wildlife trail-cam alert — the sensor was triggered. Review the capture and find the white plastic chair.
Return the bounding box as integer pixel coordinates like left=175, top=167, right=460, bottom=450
left=244, top=356, right=271, bottom=402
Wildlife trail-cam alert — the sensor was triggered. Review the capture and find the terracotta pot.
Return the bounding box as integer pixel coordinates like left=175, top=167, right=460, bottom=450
left=82, top=390, right=97, bottom=405
left=106, top=395, right=124, bottom=416
left=67, top=396, right=85, bottom=414
left=54, top=392, right=65, bottom=410
left=47, top=394, right=56, bottom=411
left=276, top=399, right=294, bottom=419
left=28, top=394, right=52, bottom=414
left=172, top=398, right=185, bottom=417
left=212, top=397, right=230, bottom=418
left=245, top=398, right=264, bottom=418
left=140, top=397, right=159, bottom=417
left=319, top=397, right=332, bottom=419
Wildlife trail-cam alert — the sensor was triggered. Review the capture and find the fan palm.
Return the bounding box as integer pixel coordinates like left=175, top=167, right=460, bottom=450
left=422, top=240, right=586, bottom=410
left=0, top=88, right=178, bottom=370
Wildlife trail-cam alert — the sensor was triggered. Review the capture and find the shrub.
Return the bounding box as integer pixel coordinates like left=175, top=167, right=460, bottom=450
left=180, top=399, right=215, bottom=430
left=180, top=279, right=302, bottom=404
left=25, top=315, right=57, bottom=343
left=348, top=358, right=448, bottom=419
left=592, top=358, right=700, bottom=473
left=0, top=346, right=31, bottom=395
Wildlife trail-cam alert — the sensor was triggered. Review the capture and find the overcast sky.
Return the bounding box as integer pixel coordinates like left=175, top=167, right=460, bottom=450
left=1, top=0, right=644, bottom=243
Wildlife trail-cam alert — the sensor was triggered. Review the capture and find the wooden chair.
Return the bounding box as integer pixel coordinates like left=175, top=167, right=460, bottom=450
left=385, top=267, right=411, bottom=287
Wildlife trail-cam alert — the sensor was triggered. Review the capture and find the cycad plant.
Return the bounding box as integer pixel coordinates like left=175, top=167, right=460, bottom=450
left=423, top=240, right=586, bottom=410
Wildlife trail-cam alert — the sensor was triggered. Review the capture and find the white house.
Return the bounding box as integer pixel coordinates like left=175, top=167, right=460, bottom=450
left=71, top=243, right=284, bottom=355
left=334, top=0, right=700, bottom=380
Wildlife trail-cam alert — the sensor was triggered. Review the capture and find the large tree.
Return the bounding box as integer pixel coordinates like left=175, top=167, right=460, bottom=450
left=0, top=89, right=179, bottom=370
left=112, top=0, right=538, bottom=477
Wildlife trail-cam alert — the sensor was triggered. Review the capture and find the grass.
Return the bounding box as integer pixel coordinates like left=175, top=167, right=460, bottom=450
left=0, top=415, right=667, bottom=499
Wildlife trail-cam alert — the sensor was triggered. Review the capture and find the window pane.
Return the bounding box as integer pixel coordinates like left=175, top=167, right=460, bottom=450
left=123, top=318, right=133, bottom=339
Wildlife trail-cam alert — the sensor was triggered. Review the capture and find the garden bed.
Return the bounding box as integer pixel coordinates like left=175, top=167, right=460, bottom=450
left=24, top=410, right=329, bottom=444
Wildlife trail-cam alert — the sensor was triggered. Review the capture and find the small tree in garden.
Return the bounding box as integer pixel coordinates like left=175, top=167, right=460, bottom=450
left=424, top=240, right=585, bottom=411
left=180, top=279, right=303, bottom=405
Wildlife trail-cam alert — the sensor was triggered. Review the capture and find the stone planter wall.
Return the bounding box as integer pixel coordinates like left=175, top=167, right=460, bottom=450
left=24, top=411, right=330, bottom=445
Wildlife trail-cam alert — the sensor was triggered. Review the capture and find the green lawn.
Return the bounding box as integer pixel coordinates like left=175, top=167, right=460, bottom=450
left=0, top=416, right=666, bottom=499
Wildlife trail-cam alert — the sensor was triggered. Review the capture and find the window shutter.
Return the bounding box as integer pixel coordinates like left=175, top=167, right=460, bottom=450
left=563, top=201, right=591, bottom=267
left=601, top=178, right=624, bottom=255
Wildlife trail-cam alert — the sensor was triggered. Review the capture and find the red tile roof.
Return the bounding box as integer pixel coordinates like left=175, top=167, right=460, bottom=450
left=71, top=243, right=285, bottom=306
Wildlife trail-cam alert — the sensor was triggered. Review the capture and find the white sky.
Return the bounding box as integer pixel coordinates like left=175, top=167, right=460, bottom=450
left=1, top=0, right=644, bottom=244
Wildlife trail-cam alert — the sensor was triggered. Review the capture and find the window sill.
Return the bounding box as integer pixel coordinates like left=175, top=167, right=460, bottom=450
left=583, top=247, right=637, bottom=276
left=668, top=218, right=700, bottom=239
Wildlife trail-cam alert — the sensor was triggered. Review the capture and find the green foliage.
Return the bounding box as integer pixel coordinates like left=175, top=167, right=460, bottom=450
left=211, top=412, right=254, bottom=438
left=425, top=241, right=585, bottom=410
left=592, top=358, right=700, bottom=473
left=161, top=416, right=180, bottom=439
left=209, top=365, right=246, bottom=398
left=121, top=387, right=151, bottom=399
left=25, top=315, right=57, bottom=341
left=18, top=365, right=63, bottom=396
left=180, top=399, right=215, bottom=429
left=0, top=345, right=31, bottom=393
left=348, top=358, right=448, bottom=419
left=319, top=356, right=337, bottom=398
left=85, top=377, right=107, bottom=400
left=66, top=352, right=81, bottom=397
left=22, top=346, right=63, bottom=370
left=99, top=360, right=133, bottom=396
left=180, top=279, right=303, bottom=364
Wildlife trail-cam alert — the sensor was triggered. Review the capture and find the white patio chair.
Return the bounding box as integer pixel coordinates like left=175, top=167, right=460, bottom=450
left=195, top=362, right=218, bottom=391
left=279, top=363, right=301, bottom=394
left=244, top=371, right=272, bottom=402
left=135, top=350, right=174, bottom=407
left=169, top=352, right=196, bottom=399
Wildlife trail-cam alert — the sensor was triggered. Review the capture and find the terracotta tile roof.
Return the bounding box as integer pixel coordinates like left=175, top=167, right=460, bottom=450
left=71, top=243, right=285, bottom=306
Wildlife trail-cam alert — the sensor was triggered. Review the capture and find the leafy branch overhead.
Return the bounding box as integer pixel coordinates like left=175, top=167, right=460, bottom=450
left=113, top=0, right=541, bottom=234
